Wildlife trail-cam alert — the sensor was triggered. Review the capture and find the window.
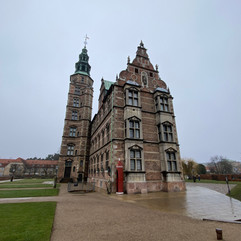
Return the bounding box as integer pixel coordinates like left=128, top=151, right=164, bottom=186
left=81, top=77, right=84, bottom=82
left=105, top=151, right=109, bottom=170
left=101, top=154, right=104, bottom=173
left=163, top=123, right=173, bottom=142
left=128, top=90, right=138, bottom=106
left=75, top=86, right=80, bottom=95
left=73, top=98, right=79, bottom=107
left=80, top=160, right=83, bottom=167
left=102, top=129, right=105, bottom=145
left=67, top=145, right=74, bottom=155
left=150, top=72, right=153, bottom=77
left=106, top=125, right=110, bottom=141
left=129, top=120, right=140, bottom=138
left=72, top=111, right=78, bottom=120
left=160, top=97, right=169, bottom=111
left=155, top=97, right=158, bottom=110
left=130, top=149, right=142, bottom=171
left=69, top=127, right=76, bottom=137
left=135, top=68, right=138, bottom=73
left=166, top=152, right=177, bottom=171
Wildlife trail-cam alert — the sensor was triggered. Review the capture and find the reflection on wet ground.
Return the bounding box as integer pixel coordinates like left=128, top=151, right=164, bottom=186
left=111, top=184, right=241, bottom=221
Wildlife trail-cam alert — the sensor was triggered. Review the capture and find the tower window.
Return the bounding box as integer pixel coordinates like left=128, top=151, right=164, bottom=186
left=73, top=98, right=79, bottom=107
left=81, top=77, right=84, bottom=82
left=67, top=145, right=74, bottom=156
left=69, top=127, right=77, bottom=137
left=72, top=111, right=78, bottom=120
left=135, top=68, right=138, bottom=73
left=75, top=86, right=80, bottom=95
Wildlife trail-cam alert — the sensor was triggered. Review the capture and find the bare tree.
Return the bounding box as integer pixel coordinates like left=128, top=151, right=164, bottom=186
left=208, top=156, right=233, bottom=174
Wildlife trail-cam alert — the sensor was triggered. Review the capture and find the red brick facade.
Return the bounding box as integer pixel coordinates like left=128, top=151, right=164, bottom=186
left=58, top=42, right=185, bottom=193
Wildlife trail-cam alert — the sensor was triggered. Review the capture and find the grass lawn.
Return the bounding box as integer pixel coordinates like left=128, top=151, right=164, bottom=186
left=0, top=202, right=56, bottom=241
left=0, top=189, right=59, bottom=198
left=0, top=178, right=60, bottom=189
left=185, top=179, right=241, bottom=201
left=185, top=179, right=240, bottom=185
left=227, top=184, right=241, bottom=201
left=0, top=184, right=54, bottom=188
left=11, top=178, right=53, bottom=184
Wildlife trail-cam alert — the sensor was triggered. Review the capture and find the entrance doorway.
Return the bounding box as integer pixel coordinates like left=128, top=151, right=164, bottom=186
left=64, top=161, right=72, bottom=178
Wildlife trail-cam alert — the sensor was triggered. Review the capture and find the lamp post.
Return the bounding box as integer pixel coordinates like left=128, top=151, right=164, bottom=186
left=225, top=176, right=230, bottom=194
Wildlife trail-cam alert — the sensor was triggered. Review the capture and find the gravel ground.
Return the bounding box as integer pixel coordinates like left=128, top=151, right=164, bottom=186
left=50, top=184, right=241, bottom=241
left=186, top=182, right=236, bottom=194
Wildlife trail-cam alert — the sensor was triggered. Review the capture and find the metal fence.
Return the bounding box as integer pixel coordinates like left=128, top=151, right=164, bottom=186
left=67, top=181, right=95, bottom=193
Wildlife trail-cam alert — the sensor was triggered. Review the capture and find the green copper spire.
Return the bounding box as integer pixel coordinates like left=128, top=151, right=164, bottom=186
left=74, top=46, right=91, bottom=76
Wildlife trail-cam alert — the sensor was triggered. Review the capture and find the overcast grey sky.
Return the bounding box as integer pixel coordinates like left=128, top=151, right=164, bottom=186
left=0, top=0, right=240, bottom=163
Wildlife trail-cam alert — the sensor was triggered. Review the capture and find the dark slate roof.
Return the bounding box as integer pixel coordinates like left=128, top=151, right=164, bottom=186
left=126, top=80, right=140, bottom=86
left=155, top=87, right=168, bottom=93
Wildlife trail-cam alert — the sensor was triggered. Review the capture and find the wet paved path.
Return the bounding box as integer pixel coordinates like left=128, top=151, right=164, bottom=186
left=50, top=184, right=241, bottom=241
left=111, top=184, right=241, bottom=222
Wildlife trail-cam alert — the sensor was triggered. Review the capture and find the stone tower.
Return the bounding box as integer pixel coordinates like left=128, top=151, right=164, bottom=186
left=58, top=46, right=94, bottom=182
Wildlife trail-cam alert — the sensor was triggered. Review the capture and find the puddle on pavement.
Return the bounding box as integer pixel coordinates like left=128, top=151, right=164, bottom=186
left=112, top=185, right=241, bottom=221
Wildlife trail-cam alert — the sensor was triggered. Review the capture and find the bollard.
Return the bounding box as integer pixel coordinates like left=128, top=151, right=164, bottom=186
left=216, top=228, right=222, bottom=240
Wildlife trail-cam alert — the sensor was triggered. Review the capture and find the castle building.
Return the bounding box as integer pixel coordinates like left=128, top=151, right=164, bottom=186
left=58, top=41, right=185, bottom=193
